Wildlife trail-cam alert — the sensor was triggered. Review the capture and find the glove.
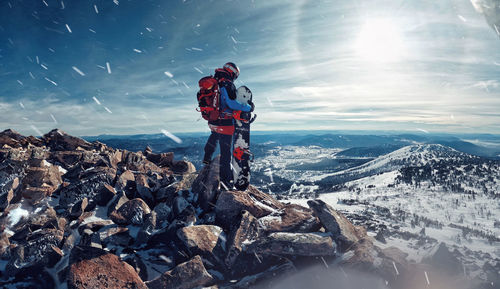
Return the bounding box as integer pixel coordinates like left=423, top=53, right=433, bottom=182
left=249, top=101, right=255, bottom=112
left=241, top=111, right=251, bottom=121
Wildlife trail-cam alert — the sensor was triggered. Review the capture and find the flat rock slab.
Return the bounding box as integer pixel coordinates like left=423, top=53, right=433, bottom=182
left=146, top=255, right=214, bottom=289
left=68, top=246, right=147, bottom=289
left=177, top=225, right=226, bottom=264
left=216, top=185, right=284, bottom=228
left=246, top=232, right=336, bottom=256
left=258, top=203, right=321, bottom=233
left=307, top=199, right=367, bottom=251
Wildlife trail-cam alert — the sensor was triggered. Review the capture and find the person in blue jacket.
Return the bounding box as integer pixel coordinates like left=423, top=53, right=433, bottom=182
left=203, top=62, right=254, bottom=190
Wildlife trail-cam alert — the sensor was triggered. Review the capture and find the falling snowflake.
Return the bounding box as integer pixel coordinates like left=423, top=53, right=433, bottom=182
left=92, top=96, right=101, bottom=105
left=106, top=62, right=112, bottom=74
left=161, top=129, right=182, bottom=144
left=44, top=77, right=58, bottom=86
left=72, top=66, right=85, bottom=76
left=65, top=24, right=72, bottom=33
left=164, top=71, right=174, bottom=78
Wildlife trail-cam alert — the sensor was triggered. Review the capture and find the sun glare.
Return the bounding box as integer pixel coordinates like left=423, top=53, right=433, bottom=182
left=355, top=19, right=406, bottom=62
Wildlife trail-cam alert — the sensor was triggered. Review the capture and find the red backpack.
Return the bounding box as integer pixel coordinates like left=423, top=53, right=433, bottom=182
left=196, top=76, right=220, bottom=121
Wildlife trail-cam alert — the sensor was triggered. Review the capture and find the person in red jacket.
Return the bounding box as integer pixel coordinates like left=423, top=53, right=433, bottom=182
left=203, top=62, right=253, bottom=190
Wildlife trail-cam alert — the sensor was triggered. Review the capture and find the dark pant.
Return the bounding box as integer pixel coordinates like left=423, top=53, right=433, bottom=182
left=203, top=131, right=233, bottom=188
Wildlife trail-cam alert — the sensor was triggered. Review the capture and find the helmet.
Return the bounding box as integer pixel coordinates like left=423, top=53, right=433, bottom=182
left=223, top=62, right=240, bottom=80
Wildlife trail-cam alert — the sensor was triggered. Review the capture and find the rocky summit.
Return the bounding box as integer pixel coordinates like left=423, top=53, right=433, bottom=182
left=0, top=129, right=487, bottom=289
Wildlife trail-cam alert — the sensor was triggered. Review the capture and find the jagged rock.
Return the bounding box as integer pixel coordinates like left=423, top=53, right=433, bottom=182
left=42, top=129, right=92, bottom=151
left=339, top=238, right=377, bottom=270
left=177, top=225, right=226, bottom=265
left=221, top=260, right=296, bottom=289
left=99, top=225, right=131, bottom=247
left=122, top=150, right=165, bottom=174
left=59, top=167, right=116, bottom=209
left=153, top=202, right=172, bottom=228
left=110, top=198, right=151, bottom=226
left=246, top=232, right=336, bottom=257
left=51, top=151, right=83, bottom=169
left=145, top=151, right=174, bottom=167
left=77, top=220, right=114, bottom=235
left=0, top=232, right=11, bottom=259
left=171, top=160, right=196, bottom=175
left=146, top=255, right=214, bottom=289
left=97, top=183, right=116, bottom=206
left=216, top=185, right=284, bottom=228
left=307, top=199, right=368, bottom=251
left=27, top=205, right=60, bottom=231
left=124, top=254, right=149, bottom=282
left=0, top=129, right=26, bottom=147
left=100, top=149, right=123, bottom=168
left=225, top=210, right=261, bottom=268
left=422, top=242, right=462, bottom=275
left=258, top=204, right=321, bottom=233
left=21, top=163, right=63, bottom=204
left=79, top=229, right=102, bottom=249
left=135, top=212, right=157, bottom=246
left=107, top=191, right=129, bottom=216
left=0, top=177, right=19, bottom=210
left=192, top=156, right=220, bottom=210
left=5, top=228, right=64, bottom=276
left=172, top=195, right=190, bottom=216
left=68, top=246, right=147, bottom=289
left=69, top=197, right=88, bottom=219
left=135, top=173, right=154, bottom=206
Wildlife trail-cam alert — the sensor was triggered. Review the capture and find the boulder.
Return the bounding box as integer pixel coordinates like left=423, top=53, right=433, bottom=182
left=307, top=199, right=367, bottom=251
left=216, top=185, right=284, bottom=228
left=68, top=246, right=147, bottom=289
left=192, top=156, right=220, bottom=210
left=225, top=210, right=261, bottom=268
left=246, top=232, right=336, bottom=257
left=146, top=255, right=214, bottom=289
left=177, top=225, right=226, bottom=265
left=110, top=198, right=151, bottom=226
left=258, top=204, right=321, bottom=233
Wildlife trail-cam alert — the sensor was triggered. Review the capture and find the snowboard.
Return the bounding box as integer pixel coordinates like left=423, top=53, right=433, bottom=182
left=231, top=86, right=256, bottom=191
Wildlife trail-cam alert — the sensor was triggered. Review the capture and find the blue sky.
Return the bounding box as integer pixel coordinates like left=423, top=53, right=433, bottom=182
left=0, top=0, right=499, bottom=136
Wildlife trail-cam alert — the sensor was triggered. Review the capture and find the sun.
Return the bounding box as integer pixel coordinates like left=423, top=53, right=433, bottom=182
left=355, top=19, right=406, bottom=63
